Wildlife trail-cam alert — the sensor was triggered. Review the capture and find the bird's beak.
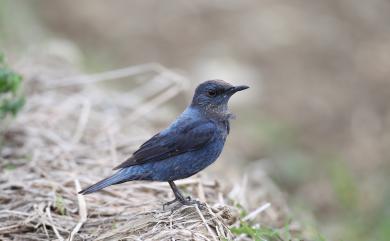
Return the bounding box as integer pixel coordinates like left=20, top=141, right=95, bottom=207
left=227, top=85, right=249, bottom=95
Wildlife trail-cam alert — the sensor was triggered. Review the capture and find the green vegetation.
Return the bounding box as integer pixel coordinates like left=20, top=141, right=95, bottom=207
left=231, top=222, right=284, bottom=241
left=230, top=203, right=286, bottom=240
left=55, top=193, right=66, bottom=215
left=4, top=163, right=17, bottom=171
left=0, top=52, right=24, bottom=120
left=229, top=202, right=328, bottom=241
left=328, top=158, right=358, bottom=211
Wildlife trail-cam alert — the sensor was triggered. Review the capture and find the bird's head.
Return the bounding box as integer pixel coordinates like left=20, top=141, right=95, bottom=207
left=191, top=80, right=249, bottom=116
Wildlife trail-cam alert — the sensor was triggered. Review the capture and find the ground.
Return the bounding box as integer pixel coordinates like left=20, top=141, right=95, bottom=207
left=0, top=61, right=304, bottom=241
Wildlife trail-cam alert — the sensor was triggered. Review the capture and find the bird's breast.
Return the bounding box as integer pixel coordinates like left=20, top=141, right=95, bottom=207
left=214, top=118, right=230, bottom=137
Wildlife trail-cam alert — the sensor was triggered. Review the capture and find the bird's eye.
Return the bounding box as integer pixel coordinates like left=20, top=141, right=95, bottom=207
left=207, top=89, right=217, bottom=97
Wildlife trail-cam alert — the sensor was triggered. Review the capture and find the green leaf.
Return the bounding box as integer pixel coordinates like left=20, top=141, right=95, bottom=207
left=0, top=96, right=25, bottom=118
left=0, top=69, right=22, bottom=94
left=0, top=54, right=24, bottom=120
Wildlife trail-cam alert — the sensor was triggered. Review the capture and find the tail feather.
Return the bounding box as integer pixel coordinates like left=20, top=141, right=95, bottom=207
left=79, top=170, right=130, bottom=195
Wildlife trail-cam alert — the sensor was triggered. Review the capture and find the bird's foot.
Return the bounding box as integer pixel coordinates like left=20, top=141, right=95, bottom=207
left=163, top=198, right=180, bottom=211
left=179, top=196, right=206, bottom=208
left=163, top=196, right=205, bottom=211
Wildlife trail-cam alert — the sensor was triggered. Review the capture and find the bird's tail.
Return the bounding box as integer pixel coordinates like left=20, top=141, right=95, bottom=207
left=79, top=169, right=131, bottom=195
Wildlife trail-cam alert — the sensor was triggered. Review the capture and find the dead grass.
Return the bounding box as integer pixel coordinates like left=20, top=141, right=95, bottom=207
left=0, top=62, right=296, bottom=240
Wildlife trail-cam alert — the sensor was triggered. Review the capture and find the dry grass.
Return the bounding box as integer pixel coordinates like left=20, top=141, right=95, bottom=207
left=0, top=62, right=295, bottom=240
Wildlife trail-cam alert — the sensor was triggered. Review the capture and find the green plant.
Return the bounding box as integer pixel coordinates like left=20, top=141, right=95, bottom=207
left=231, top=222, right=284, bottom=241
left=230, top=202, right=328, bottom=241
left=230, top=203, right=285, bottom=241
left=0, top=52, right=25, bottom=120
left=55, top=193, right=66, bottom=215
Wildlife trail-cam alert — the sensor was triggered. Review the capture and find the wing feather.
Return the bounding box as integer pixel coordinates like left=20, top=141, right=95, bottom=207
left=113, top=120, right=215, bottom=170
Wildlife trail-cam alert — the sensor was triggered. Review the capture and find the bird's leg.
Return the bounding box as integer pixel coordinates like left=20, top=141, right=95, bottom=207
left=167, top=181, right=187, bottom=204
left=163, top=181, right=204, bottom=209
left=163, top=181, right=184, bottom=210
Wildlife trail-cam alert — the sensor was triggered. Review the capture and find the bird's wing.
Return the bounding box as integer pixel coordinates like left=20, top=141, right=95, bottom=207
left=113, top=120, right=216, bottom=169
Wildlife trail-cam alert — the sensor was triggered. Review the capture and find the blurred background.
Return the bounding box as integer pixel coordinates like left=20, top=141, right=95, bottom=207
left=1, top=1, right=389, bottom=240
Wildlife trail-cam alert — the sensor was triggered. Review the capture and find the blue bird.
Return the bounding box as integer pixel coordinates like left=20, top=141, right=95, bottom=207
left=79, top=80, right=249, bottom=206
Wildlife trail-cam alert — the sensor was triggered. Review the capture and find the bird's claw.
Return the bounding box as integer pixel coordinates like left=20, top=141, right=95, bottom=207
left=179, top=197, right=206, bottom=209
left=163, top=197, right=205, bottom=211
left=163, top=198, right=179, bottom=211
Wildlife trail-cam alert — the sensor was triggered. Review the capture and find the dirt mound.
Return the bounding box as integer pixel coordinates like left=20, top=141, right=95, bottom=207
left=0, top=62, right=295, bottom=240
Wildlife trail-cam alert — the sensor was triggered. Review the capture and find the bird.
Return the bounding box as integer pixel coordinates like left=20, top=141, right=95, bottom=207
left=79, top=80, right=249, bottom=206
